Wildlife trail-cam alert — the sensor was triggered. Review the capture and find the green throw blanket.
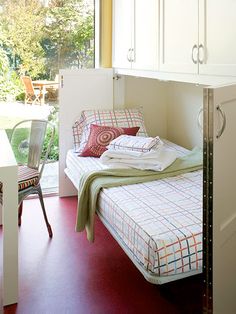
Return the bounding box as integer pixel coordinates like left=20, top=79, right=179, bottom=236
left=76, top=147, right=203, bottom=242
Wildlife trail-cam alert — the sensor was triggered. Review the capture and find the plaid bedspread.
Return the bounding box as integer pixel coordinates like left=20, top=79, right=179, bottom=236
left=97, top=170, right=202, bottom=276
left=66, top=140, right=203, bottom=276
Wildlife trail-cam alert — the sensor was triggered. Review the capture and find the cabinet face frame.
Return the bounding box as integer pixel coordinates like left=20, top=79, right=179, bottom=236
left=203, top=83, right=236, bottom=314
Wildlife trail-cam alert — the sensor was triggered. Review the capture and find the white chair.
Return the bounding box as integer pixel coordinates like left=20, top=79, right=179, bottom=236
left=0, top=119, right=55, bottom=237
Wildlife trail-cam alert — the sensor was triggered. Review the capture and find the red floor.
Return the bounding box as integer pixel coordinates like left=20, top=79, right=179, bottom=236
left=2, top=196, right=203, bottom=314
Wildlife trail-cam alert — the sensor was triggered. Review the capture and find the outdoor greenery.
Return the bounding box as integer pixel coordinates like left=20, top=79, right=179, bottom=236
left=42, top=106, right=59, bottom=161
left=0, top=0, right=94, bottom=100
left=0, top=46, right=22, bottom=101
left=6, top=118, right=59, bottom=163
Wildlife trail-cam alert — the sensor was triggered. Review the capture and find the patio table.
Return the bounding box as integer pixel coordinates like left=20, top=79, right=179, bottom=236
left=32, top=80, right=59, bottom=105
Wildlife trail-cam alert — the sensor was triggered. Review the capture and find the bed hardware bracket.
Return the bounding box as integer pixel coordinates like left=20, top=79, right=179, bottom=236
left=113, top=74, right=121, bottom=80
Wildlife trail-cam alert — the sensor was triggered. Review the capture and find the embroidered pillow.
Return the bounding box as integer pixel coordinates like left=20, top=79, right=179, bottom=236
left=80, top=124, right=140, bottom=157
left=72, top=108, right=148, bottom=153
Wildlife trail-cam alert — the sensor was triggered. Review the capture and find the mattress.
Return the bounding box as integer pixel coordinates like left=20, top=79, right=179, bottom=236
left=65, top=140, right=203, bottom=284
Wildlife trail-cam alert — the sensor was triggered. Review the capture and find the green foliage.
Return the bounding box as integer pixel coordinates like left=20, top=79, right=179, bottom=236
left=5, top=127, right=29, bottom=164
left=42, top=125, right=59, bottom=161
left=0, top=46, right=8, bottom=73
left=0, top=0, right=46, bottom=78
left=42, top=106, right=59, bottom=161
left=43, top=0, right=94, bottom=73
left=6, top=118, right=59, bottom=163
left=0, top=0, right=94, bottom=82
left=0, top=47, right=23, bottom=100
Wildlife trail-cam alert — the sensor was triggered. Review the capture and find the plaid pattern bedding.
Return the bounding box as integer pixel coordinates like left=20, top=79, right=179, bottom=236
left=107, top=135, right=163, bottom=153
left=72, top=108, right=148, bottom=153
left=97, top=171, right=202, bottom=276
left=65, top=140, right=202, bottom=277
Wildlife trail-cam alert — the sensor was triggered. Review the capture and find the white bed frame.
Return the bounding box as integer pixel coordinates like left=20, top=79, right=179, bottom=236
left=59, top=68, right=202, bottom=285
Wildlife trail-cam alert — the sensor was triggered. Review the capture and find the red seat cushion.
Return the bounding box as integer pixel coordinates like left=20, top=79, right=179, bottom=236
left=0, top=165, right=39, bottom=193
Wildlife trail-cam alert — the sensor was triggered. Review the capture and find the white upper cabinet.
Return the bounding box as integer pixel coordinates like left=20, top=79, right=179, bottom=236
left=113, top=0, right=159, bottom=71
left=199, top=0, right=236, bottom=77
left=133, top=0, right=159, bottom=70
left=112, top=0, right=133, bottom=69
left=160, top=0, right=199, bottom=74
left=160, top=0, right=236, bottom=77
left=113, top=0, right=236, bottom=80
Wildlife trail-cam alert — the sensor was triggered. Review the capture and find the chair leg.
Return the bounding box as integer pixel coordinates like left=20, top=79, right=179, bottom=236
left=18, top=202, right=23, bottom=226
left=37, top=186, right=53, bottom=238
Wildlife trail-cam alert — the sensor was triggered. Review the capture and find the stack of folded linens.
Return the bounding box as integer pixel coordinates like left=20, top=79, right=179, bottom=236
left=100, top=135, right=177, bottom=171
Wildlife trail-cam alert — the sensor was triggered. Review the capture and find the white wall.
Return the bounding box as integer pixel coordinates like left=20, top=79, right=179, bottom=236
left=167, top=82, right=204, bottom=149
left=122, top=77, right=204, bottom=149
left=123, top=76, right=168, bottom=138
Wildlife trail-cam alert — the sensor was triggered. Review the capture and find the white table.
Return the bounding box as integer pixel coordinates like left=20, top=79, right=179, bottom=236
left=0, top=130, right=18, bottom=305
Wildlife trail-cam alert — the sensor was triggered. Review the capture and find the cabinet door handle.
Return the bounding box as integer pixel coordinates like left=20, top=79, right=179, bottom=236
left=216, top=105, right=226, bottom=139
left=191, top=44, right=198, bottom=64
left=198, top=44, right=205, bottom=64
left=127, top=48, right=132, bottom=62
left=197, top=107, right=203, bottom=133
left=131, top=48, right=135, bottom=62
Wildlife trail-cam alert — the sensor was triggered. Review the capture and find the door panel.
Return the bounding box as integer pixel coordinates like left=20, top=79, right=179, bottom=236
left=112, top=0, right=133, bottom=69
left=199, top=0, right=236, bottom=76
left=160, top=0, right=198, bottom=74
left=204, top=84, right=236, bottom=314
left=59, top=69, right=113, bottom=196
left=133, top=0, right=159, bottom=71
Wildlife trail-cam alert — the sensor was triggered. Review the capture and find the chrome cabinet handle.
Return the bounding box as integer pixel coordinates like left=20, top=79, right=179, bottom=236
left=198, top=44, right=205, bottom=64
left=197, top=107, right=203, bottom=133
left=131, top=48, right=135, bottom=62
left=191, top=44, right=198, bottom=64
left=216, top=105, right=226, bottom=139
left=127, top=48, right=132, bottom=62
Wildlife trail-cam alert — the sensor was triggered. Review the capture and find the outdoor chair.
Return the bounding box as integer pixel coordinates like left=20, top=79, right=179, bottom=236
left=21, top=76, right=46, bottom=105
left=0, top=119, right=55, bottom=237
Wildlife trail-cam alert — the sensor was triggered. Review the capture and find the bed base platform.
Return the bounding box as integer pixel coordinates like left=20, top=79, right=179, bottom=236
left=64, top=154, right=203, bottom=285
left=96, top=211, right=202, bottom=285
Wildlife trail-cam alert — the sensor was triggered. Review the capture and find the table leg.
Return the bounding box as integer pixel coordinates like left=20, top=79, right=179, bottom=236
left=41, top=86, right=46, bottom=105
left=2, top=167, right=18, bottom=306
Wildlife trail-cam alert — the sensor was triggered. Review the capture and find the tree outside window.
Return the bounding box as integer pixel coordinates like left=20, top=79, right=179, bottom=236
left=0, top=0, right=94, bottom=100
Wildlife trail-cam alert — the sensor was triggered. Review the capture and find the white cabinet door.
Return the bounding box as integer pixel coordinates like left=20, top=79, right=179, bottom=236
left=113, top=0, right=158, bottom=71
left=203, top=83, right=236, bottom=313
left=199, top=0, right=236, bottom=76
left=160, top=0, right=199, bottom=74
left=59, top=69, right=113, bottom=197
left=112, top=0, right=134, bottom=69
left=132, top=0, right=159, bottom=71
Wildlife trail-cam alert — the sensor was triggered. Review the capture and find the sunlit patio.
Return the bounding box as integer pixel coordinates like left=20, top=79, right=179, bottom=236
left=0, top=100, right=53, bottom=116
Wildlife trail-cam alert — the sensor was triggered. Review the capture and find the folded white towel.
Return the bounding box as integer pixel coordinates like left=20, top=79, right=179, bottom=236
left=100, top=147, right=177, bottom=171
left=107, top=135, right=163, bottom=153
